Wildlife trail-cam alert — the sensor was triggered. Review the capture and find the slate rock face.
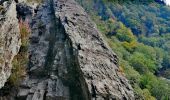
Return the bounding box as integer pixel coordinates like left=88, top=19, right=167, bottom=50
left=0, top=0, right=21, bottom=89
left=0, top=0, right=134, bottom=99
left=55, top=0, right=134, bottom=99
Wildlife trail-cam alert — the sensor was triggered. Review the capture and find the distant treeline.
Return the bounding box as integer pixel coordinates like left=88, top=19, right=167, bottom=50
left=104, top=0, right=165, bottom=4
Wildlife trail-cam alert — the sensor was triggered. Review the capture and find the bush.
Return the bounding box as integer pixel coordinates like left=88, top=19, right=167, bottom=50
left=129, top=52, right=156, bottom=74
left=27, top=0, right=43, bottom=3
left=8, top=19, right=30, bottom=86
left=140, top=73, right=170, bottom=99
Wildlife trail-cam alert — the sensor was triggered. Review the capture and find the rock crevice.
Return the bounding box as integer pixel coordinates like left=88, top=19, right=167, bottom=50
left=0, top=0, right=134, bottom=100
left=54, top=0, right=134, bottom=99
left=16, top=0, right=89, bottom=99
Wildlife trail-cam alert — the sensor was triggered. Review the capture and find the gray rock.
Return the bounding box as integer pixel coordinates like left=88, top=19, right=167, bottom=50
left=17, top=89, right=30, bottom=99
left=0, top=0, right=134, bottom=99
left=54, top=0, right=134, bottom=99
left=0, top=0, right=21, bottom=89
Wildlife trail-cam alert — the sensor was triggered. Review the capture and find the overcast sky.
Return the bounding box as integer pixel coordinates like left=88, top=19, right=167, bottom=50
left=165, top=0, right=170, bottom=5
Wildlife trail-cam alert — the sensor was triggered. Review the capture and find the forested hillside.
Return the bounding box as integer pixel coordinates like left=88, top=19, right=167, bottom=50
left=76, top=0, right=170, bottom=99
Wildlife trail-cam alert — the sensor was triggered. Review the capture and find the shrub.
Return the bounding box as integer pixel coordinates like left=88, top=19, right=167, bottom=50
left=129, top=52, right=156, bottom=74
left=27, top=0, right=43, bottom=3
left=8, top=19, right=30, bottom=86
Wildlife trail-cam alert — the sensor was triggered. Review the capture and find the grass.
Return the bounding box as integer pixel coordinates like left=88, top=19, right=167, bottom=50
left=8, top=19, right=30, bottom=86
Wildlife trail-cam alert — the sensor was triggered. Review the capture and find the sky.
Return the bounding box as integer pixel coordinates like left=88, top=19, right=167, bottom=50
left=165, top=0, right=170, bottom=5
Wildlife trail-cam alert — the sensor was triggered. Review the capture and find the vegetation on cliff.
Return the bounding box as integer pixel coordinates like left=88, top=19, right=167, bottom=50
left=76, top=0, right=170, bottom=99
left=9, top=19, right=30, bottom=86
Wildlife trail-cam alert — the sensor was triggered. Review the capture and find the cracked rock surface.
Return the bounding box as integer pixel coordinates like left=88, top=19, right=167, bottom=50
left=0, top=0, right=134, bottom=100
left=0, top=0, right=21, bottom=89
left=55, top=0, right=134, bottom=99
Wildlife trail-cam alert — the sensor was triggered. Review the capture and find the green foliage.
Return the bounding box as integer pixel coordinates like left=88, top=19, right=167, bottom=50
left=162, top=53, right=170, bottom=69
left=161, top=69, right=170, bottom=79
left=102, top=0, right=155, bottom=4
left=115, top=22, right=135, bottom=42
left=140, top=73, right=170, bottom=99
left=129, top=52, right=156, bottom=74
left=142, top=89, right=155, bottom=100
left=76, top=0, right=170, bottom=99
left=9, top=52, right=28, bottom=86
left=27, top=0, right=43, bottom=3
left=120, top=60, right=141, bottom=85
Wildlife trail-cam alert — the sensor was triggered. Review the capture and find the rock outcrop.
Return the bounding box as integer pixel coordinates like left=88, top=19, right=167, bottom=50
left=0, top=0, right=21, bottom=88
left=0, top=0, right=134, bottom=100
left=55, top=0, right=134, bottom=99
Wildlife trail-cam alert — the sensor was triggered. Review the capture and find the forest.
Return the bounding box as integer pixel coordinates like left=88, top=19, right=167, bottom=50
left=76, top=0, right=170, bottom=99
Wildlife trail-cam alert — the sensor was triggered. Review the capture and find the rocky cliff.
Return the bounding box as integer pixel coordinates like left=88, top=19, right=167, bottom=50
left=0, top=0, right=134, bottom=100
left=0, top=0, right=21, bottom=89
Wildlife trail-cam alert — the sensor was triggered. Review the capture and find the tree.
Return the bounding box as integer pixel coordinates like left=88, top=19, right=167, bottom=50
left=129, top=52, right=156, bottom=74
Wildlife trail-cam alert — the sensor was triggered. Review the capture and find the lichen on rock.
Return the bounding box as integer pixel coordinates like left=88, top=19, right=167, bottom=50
left=0, top=0, right=21, bottom=89
left=55, top=0, right=134, bottom=99
left=0, top=0, right=134, bottom=99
